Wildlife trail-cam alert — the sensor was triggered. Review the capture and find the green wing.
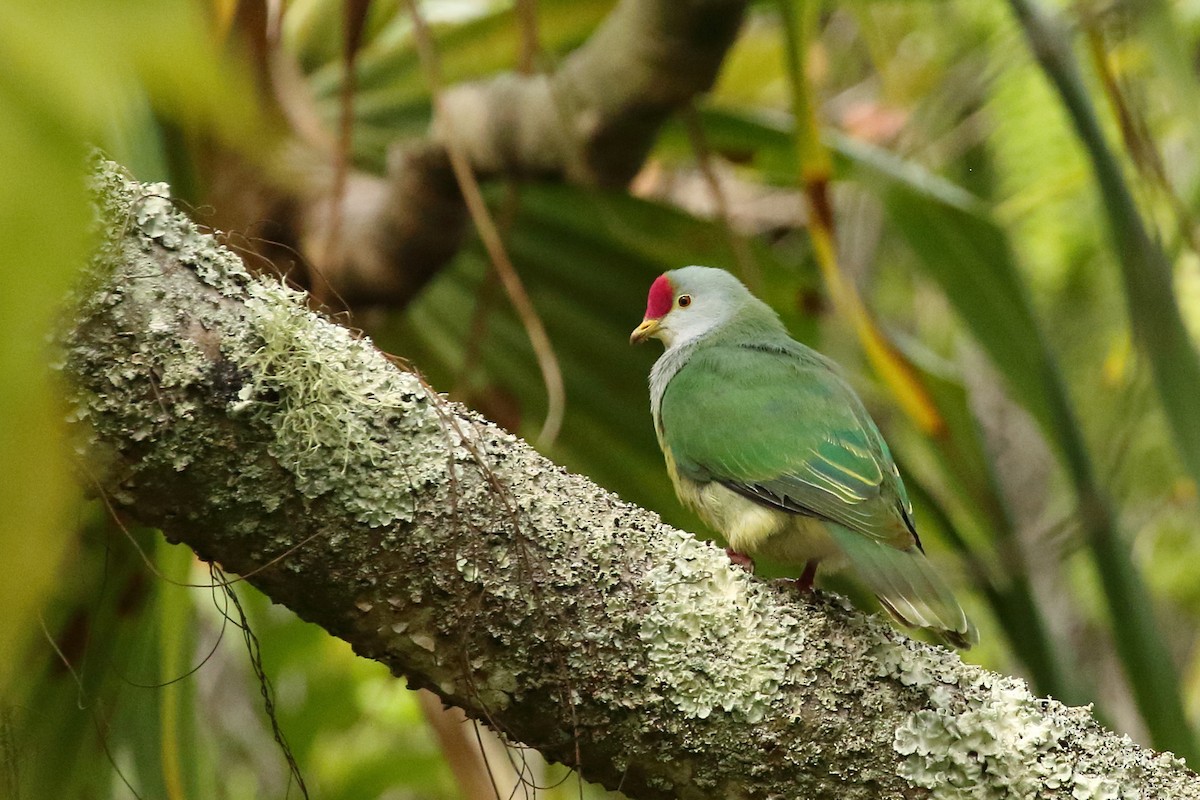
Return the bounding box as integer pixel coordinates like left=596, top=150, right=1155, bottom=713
left=660, top=340, right=916, bottom=550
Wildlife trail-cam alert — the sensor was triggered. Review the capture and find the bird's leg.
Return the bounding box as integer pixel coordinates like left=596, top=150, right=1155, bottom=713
left=725, top=548, right=755, bottom=573
left=794, top=560, right=819, bottom=593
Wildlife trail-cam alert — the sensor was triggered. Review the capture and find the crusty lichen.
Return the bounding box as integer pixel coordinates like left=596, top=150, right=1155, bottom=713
left=639, top=530, right=801, bottom=723
left=892, top=676, right=1074, bottom=798
left=86, top=161, right=460, bottom=530
left=65, top=167, right=238, bottom=487
left=878, top=636, right=1183, bottom=799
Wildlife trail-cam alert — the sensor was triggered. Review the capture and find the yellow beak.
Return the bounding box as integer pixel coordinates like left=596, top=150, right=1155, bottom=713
left=630, top=317, right=661, bottom=345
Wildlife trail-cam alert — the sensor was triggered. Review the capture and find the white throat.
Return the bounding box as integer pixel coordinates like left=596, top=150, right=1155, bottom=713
left=654, top=302, right=731, bottom=351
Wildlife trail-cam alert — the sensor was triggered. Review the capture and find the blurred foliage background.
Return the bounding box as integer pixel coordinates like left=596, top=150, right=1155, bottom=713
left=7, top=0, right=1200, bottom=796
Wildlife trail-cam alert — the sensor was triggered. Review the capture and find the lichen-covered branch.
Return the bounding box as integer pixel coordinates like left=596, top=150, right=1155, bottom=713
left=63, top=162, right=1198, bottom=799
left=220, top=0, right=748, bottom=308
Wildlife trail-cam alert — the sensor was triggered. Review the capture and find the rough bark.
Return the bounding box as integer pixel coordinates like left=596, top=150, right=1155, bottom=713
left=61, top=162, right=1200, bottom=799
left=220, top=0, right=749, bottom=309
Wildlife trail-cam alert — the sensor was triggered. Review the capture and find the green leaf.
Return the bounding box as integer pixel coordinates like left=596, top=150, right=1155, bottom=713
left=835, top=132, right=1065, bottom=436
left=1007, top=0, right=1200, bottom=763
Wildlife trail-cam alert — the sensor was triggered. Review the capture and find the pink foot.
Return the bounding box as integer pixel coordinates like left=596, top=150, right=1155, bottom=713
left=794, top=559, right=819, bottom=593
left=725, top=548, right=755, bottom=573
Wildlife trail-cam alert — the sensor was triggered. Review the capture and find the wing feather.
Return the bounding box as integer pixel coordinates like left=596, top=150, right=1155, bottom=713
left=661, top=340, right=914, bottom=550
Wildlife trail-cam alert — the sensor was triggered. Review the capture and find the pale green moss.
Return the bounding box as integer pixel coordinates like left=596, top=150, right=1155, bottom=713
left=237, top=280, right=441, bottom=527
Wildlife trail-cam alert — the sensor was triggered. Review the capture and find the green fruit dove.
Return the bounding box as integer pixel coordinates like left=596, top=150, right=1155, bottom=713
left=631, top=266, right=977, bottom=648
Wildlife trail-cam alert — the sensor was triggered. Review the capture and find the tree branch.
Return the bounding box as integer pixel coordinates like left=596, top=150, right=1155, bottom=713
left=64, top=161, right=1198, bottom=799
left=223, top=0, right=749, bottom=309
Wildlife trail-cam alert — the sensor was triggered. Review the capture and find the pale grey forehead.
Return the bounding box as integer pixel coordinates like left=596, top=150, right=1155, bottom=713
left=666, top=265, right=748, bottom=295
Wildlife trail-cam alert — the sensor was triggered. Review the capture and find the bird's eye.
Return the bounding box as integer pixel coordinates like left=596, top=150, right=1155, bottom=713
left=677, top=294, right=692, bottom=308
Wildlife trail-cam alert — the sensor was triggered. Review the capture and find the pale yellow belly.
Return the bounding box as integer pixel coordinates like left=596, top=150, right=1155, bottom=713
left=674, top=473, right=845, bottom=569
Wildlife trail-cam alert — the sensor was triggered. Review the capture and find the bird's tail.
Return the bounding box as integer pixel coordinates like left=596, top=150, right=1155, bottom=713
left=828, top=525, right=978, bottom=649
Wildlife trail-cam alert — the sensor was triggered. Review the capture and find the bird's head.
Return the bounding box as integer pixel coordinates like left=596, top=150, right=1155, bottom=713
left=630, top=266, right=754, bottom=348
